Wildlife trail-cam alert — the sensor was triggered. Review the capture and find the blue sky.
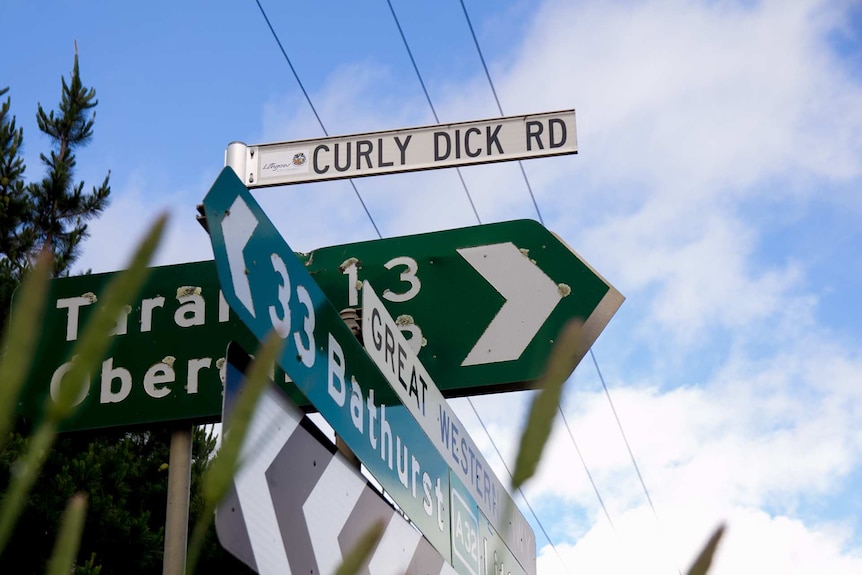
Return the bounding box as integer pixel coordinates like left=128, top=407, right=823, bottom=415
left=3, top=0, right=862, bottom=573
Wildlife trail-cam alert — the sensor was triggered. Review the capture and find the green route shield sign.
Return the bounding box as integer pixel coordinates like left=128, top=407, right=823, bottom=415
left=202, top=167, right=455, bottom=562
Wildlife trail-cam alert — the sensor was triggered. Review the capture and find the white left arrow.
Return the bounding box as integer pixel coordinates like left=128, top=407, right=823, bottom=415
left=458, top=242, right=562, bottom=366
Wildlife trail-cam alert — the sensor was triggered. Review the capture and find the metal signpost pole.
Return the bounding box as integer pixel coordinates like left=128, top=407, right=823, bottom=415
left=162, top=143, right=249, bottom=575
left=162, top=426, right=192, bottom=575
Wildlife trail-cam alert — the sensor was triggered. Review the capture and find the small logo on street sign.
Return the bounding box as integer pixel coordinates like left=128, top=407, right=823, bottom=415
left=260, top=148, right=310, bottom=177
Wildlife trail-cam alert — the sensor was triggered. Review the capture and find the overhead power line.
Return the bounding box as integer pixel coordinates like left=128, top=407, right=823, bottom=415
left=253, top=0, right=665, bottom=572
left=253, top=0, right=382, bottom=238
left=384, top=0, right=482, bottom=224
left=384, top=1, right=572, bottom=571
left=457, top=0, right=545, bottom=226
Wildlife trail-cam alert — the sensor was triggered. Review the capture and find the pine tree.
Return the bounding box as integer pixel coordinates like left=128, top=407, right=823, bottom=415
left=0, top=54, right=251, bottom=574
left=0, top=86, right=32, bottom=327
left=26, top=50, right=110, bottom=276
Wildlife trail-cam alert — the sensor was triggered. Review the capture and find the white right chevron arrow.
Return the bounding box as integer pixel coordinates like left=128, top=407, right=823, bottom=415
left=458, top=242, right=563, bottom=366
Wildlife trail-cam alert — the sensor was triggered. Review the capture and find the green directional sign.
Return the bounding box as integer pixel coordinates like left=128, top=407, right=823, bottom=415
left=18, top=261, right=307, bottom=432
left=301, top=218, right=623, bottom=396
left=19, top=220, right=620, bottom=432
left=202, top=167, right=455, bottom=562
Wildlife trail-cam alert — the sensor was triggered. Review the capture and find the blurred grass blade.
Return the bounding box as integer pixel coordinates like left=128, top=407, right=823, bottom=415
left=0, top=214, right=166, bottom=554
left=46, top=213, right=167, bottom=421
left=0, top=424, right=55, bottom=552
left=687, top=524, right=725, bottom=575
left=0, top=248, right=52, bottom=448
left=46, top=493, right=88, bottom=575
left=186, top=332, right=283, bottom=575
left=511, top=319, right=586, bottom=490
left=334, top=519, right=385, bottom=575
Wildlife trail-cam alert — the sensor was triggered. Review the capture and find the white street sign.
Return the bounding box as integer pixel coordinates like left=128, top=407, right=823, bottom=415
left=226, top=110, right=576, bottom=188
left=362, top=282, right=536, bottom=575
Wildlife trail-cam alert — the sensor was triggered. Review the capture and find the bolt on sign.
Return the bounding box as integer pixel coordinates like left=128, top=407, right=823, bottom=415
left=300, top=218, right=623, bottom=397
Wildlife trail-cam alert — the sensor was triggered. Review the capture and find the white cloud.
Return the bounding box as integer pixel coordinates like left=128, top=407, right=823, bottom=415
left=502, top=0, right=862, bottom=191
left=540, top=503, right=862, bottom=575
left=75, top=168, right=219, bottom=275
left=456, top=320, right=862, bottom=573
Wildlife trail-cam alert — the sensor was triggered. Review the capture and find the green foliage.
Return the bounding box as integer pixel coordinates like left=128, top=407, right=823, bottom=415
left=334, top=519, right=385, bottom=575
left=0, top=425, right=228, bottom=574
left=28, top=53, right=111, bottom=277
left=75, top=553, right=102, bottom=575
left=0, top=53, right=111, bottom=334
left=0, top=249, right=50, bottom=448
left=0, top=85, right=32, bottom=331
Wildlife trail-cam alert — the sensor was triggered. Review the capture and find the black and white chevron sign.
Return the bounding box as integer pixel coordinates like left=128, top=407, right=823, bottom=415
left=216, top=343, right=456, bottom=575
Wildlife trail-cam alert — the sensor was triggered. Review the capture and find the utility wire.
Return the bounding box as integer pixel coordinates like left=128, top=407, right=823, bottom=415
left=590, top=350, right=681, bottom=575
left=457, top=0, right=545, bottom=226
left=458, top=2, right=678, bottom=572
left=254, top=0, right=382, bottom=238
left=386, top=0, right=575, bottom=570
left=590, top=350, right=656, bottom=515
left=557, top=405, right=616, bottom=532
left=458, top=0, right=619, bottom=538
left=465, top=397, right=572, bottom=573
left=385, top=0, right=482, bottom=224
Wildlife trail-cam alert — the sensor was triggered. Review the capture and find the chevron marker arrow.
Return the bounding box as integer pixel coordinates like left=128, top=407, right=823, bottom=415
left=457, top=242, right=563, bottom=366
left=229, top=386, right=300, bottom=575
